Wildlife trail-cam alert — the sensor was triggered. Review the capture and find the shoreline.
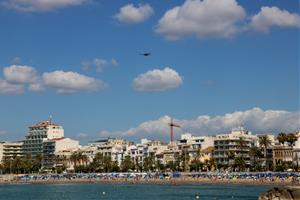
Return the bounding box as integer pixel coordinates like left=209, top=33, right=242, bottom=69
left=0, top=178, right=298, bottom=186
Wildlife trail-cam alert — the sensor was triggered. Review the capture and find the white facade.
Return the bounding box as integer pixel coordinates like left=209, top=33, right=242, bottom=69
left=42, top=137, right=80, bottom=169
left=0, top=142, right=4, bottom=163
left=23, top=120, right=64, bottom=156
left=179, top=133, right=215, bottom=150
left=0, top=141, right=23, bottom=163
left=52, top=138, right=79, bottom=153
left=293, top=133, right=300, bottom=167
left=87, top=138, right=132, bottom=166
left=214, top=127, right=257, bottom=166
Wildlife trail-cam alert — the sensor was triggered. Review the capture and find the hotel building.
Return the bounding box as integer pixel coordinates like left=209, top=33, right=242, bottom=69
left=23, top=120, right=64, bottom=156
left=213, top=127, right=257, bottom=167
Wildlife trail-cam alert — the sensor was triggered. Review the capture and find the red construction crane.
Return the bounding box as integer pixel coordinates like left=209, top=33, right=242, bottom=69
left=168, top=118, right=180, bottom=143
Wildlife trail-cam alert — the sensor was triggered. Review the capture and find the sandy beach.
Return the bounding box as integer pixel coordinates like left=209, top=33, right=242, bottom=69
left=0, top=177, right=298, bottom=186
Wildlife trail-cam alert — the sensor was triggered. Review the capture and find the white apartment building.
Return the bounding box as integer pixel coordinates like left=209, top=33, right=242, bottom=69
left=178, top=133, right=215, bottom=150
left=23, top=120, right=64, bottom=156
left=177, top=133, right=215, bottom=163
left=0, top=141, right=23, bottom=163
left=213, top=127, right=257, bottom=167
left=42, top=137, right=80, bottom=170
left=293, top=133, right=300, bottom=167
left=88, top=138, right=132, bottom=166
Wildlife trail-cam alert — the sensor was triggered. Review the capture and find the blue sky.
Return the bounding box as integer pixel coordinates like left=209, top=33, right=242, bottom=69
left=0, top=0, right=299, bottom=143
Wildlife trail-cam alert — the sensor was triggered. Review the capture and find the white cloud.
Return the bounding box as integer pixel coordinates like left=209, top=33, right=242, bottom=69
left=0, top=79, right=24, bottom=95
left=42, top=70, right=107, bottom=93
left=3, top=65, right=37, bottom=84
left=28, top=80, right=45, bottom=92
left=250, top=6, right=300, bottom=32
left=0, top=64, right=107, bottom=94
left=2, top=0, right=90, bottom=12
left=81, top=58, right=118, bottom=72
left=114, top=3, right=154, bottom=23
left=156, top=0, right=246, bottom=40
left=99, top=108, right=300, bottom=142
left=133, top=67, right=183, bottom=92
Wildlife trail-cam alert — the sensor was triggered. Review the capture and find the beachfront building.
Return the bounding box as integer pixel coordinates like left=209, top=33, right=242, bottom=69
left=0, top=143, right=3, bottom=163
left=127, top=139, right=169, bottom=169
left=177, top=133, right=215, bottom=162
left=0, top=141, right=23, bottom=163
left=23, top=119, right=64, bottom=157
left=2, top=141, right=23, bottom=161
left=293, top=137, right=300, bottom=170
left=42, top=137, right=80, bottom=171
left=55, top=149, right=80, bottom=172
left=162, top=145, right=181, bottom=165
left=88, top=138, right=133, bottom=166
left=255, top=134, right=277, bottom=169
left=146, top=140, right=168, bottom=164
left=272, top=145, right=293, bottom=170
left=213, top=126, right=257, bottom=169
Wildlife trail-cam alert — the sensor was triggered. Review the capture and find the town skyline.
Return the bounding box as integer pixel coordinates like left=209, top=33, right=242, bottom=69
left=1, top=111, right=299, bottom=145
left=0, top=0, right=299, bottom=143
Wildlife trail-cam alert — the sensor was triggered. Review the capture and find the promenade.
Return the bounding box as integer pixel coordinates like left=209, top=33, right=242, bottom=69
left=1, top=172, right=299, bottom=186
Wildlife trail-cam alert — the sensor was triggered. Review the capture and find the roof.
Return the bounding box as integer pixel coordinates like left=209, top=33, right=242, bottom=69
left=202, top=146, right=214, bottom=153
left=30, top=120, right=59, bottom=128
left=48, top=137, right=65, bottom=141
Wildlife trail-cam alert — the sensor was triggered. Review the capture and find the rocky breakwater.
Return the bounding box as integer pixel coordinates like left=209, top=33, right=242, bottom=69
left=258, top=186, right=300, bottom=200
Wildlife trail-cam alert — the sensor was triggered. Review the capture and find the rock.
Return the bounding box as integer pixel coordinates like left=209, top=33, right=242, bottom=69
left=258, top=187, right=300, bottom=200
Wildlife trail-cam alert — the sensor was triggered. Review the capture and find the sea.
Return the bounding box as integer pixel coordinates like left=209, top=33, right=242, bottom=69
left=0, top=183, right=272, bottom=200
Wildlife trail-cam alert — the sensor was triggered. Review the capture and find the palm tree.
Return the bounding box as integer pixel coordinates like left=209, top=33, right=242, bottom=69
left=286, top=133, right=297, bottom=147
left=180, top=150, right=190, bottom=172
left=259, top=135, right=272, bottom=170
left=143, top=155, right=155, bottom=172
left=90, top=152, right=104, bottom=172
left=195, top=148, right=203, bottom=161
left=121, top=155, right=134, bottom=172
left=208, top=158, right=216, bottom=171
left=249, top=146, right=263, bottom=171
left=103, top=155, right=112, bottom=172
left=236, top=137, right=247, bottom=171
left=277, top=132, right=287, bottom=145
left=234, top=157, right=246, bottom=171
left=227, top=151, right=235, bottom=171
left=70, top=152, right=83, bottom=169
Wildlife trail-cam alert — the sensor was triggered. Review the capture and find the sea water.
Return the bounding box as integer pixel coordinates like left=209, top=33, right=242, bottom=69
left=0, top=183, right=272, bottom=200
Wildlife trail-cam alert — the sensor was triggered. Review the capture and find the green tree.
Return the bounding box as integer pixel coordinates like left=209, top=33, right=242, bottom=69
left=143, top=155, right=155, bottom=172
left=234, top=156, right=246, bottom=171
left=227, top=150, right=235, bottom=171
left=286, top=133, right=297, bottom=147
left=236, top=137, right=247, bottom=171
left=155, top=160, right=165, bottom=172
left=121, top=156, right=134, bottom=172
left=111, top=160, right=120, bottom=172
left=259, top=135, right=272, bottom=170
left=277, top=133, right=287, bottom=145
left=31, top=154, right=43, bottom=173
left=89, top=153, right=105, bottom=172
left=249, top=146, right=263, bottom=171
left=103, top=155, right=112, bottom=172
left=189, top=159, right=203, bottom=172
left=180, top=150, right=190, bottom=172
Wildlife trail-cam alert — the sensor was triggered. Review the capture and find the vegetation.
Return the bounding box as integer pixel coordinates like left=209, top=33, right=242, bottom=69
left=258, top=135, right=272, bottom=171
